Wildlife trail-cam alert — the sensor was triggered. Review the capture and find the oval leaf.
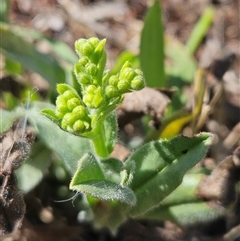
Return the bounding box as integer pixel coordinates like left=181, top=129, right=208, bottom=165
left=125, top=132, right=213, bottom=216
left=144, top=201, right=225, bottom=225
left=70, top=153, right=105, bottom=185
left=71, top=180, right=136, bottom=206
left=70, top=153, right=136, bottom=206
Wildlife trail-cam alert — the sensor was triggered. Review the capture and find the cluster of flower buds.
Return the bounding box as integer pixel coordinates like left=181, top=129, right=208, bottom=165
left=105, top=61, right=145, bottom=99
left=42, top=37, right=145, bottom=136
left=74, top=38, right=107, bottom=109
left=55, top=84, right=91, bottom=135
left=74, top=37, right=145, bottom=106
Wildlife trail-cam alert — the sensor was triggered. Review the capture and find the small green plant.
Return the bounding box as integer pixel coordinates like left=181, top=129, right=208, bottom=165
left=42, top=37, right=145, bottom=157
left=40, top=37, right=213, bottom=233
left=1, top=1, right=225, bottom=235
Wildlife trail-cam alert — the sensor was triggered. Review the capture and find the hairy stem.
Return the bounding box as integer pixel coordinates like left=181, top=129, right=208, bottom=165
left=90, top=121, right=109, bottom=157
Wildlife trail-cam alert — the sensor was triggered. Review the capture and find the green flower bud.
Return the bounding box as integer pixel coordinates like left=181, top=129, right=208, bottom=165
left=72, top=105, right=88, bottom=119
left=58, top=101, right=92, bottom=135
left=61, top=113, right=75, bottom=129
left=108, top=76, right=119, bottom=86
left=83, top=85, right=103, bottom=108
left=56, top=102, right=68, bottom=115
left=56, top=95, right=68, bottom=116
left=73, top=120, right=85, bottom=133
left=57, top=84, right=80, bottom=100
left=85, top=85, right=97, bottom=94
left=92, top=38, right=106, bottom=62
left=119, top=61, right=132, bottom=72
left=62, top=90, right=77, bottom=100
left=119, top=67, right=135, bottom=80
left=131, top=76, right=145, bottom=91
left=73, top=120, right=91, bottom=134
left=134, top=69, right=143, bottom=75
left=105, top=85, right=118, bottom=99
left=78, top=56, right=89, bottom=67
left=86, top=63, right=98, bottom=76
left=78, top=73, right=92, bottom=85
left=88, top=37, right=100, bottom=47
left=74, top=62, right=83, bottom=74
left=75, top=39, right=95, bottom=57
left=57, top=84, right=72, bottom=95
left=56, top=95, right=67, bottom=106
left=117, top=79, right=130, bottom=93
left=67, top=98, right=81, bottom=110
left=117, top=63, right=145, bottom=93
left=83, top=94, right=94, bottom=107
left=92, top=86, right=104, bottom=108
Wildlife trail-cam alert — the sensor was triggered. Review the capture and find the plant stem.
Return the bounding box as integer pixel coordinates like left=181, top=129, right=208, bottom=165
left=90, top=121, right=109, bottom=158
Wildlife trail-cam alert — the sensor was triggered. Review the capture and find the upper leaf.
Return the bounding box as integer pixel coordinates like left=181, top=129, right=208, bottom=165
left=0, top=23, right=67, bottom=90
left=140, top=0, right=165, bottom=87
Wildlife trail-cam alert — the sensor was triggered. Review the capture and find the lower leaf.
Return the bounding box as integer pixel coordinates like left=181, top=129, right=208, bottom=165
left=126, top=132, right=213, bottom=216
left=71, top=180, right=136, bottom=206
left=142, top=202, right=225, bottom=225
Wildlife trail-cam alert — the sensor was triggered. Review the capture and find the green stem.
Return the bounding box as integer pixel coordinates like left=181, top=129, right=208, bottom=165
left=90, top=121, right=109, bottom=157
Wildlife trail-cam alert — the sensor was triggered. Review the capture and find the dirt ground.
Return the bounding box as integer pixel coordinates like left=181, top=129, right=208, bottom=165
left=1, top=0, right=240, bottom=240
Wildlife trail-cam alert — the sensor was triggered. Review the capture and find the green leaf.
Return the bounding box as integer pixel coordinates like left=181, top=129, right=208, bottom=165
left=40, top=108, right=59, bottom=124
left=0, top=108, right=24, bottom=133
left=71, top=180, right=136, bottom=206
left=0, top=23, right=67, bottom=89
left=145, top=202, right=225, bottom=225
left=186, top=5, right=215, bottom=54
left=44, top=40, right=78, bottom=65
left=159, top=173, right=202, bottom=205
left=100, top=157, right=134, bottom=187
left=0, top=0, right=9, bottom=22
left=70, top=153, right=136, bottom=206
left=140, top=0, right=165, bottom=87
left=142, top=173, right=226, bottom=225
left=10, top=25, right=78, bottom=65
left=16, top=142, right=52, bottom=193
left=101, top=157, right=124, bottom=184
left=70, top=153, right=105, bottom=184
left=4, top=58, right=22, bottom=75
left=125, top=133, right=213, bottom=216
left=165, top=36, right=197, bottom=86
left=1, top=92, right=19, bottom=110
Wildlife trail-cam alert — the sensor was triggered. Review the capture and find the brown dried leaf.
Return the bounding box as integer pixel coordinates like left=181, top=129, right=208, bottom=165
left=117, top=87, right=170, bottom=128
left=0, top=119, right=35, bottom=236
left=0, top=120, right=35, bottom=173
